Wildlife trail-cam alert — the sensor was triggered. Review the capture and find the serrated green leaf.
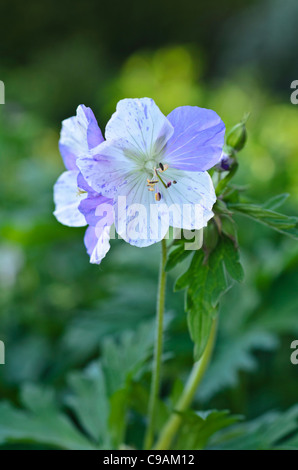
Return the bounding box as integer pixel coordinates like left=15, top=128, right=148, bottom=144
left=220, top=237, right=244, bottom=282
left=0, top=320, right=161, bottom=451
left=0, top=401, right=96, bottom=450
left=66, top=363, right=110, bottom=446
left=176, top=235, right=244, bottom=360
left=174, top=266, right=193, bottom=292
left=210, top=406, right=298, bottom=450
left=229, top=202, right=298, bottom=239
left=165, top=244, right=192, bottom=272
left=20, top=385, right=56, bottom=413
left=262, top=193, right=289, bottom=210
left=174, top=409, right=240, bottom=450
left=101, top=320, right=156, bottom=396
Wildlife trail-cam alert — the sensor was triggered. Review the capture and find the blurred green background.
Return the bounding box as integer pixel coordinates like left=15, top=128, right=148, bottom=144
left=0, top=0, right=298, bottom=447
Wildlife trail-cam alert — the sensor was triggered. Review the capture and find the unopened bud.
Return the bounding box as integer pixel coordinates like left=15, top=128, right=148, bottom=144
left=226, top=114, right=249, bottom=152
left=215, top=151, right=236, bottom=172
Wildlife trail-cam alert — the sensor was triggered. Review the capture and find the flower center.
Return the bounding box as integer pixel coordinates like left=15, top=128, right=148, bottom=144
left=144, top=159, right=157, bottom=172
left=146, top=162, right=177, bottom=201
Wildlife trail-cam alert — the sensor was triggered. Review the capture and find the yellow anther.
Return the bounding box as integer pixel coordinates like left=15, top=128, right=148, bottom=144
left=77, top=189, right=87, bottom=196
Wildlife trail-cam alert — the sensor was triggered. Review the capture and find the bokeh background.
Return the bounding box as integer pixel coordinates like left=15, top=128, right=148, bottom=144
left=1, top=0, right=298, bottom=447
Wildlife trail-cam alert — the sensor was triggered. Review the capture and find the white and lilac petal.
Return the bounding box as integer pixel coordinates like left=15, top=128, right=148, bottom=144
left=105, top=98, right=174, bottom=159
left=59, top=105, right=104, bottom=170
left=159, top=169, right=216, bottom=230
left=53, top=170, right=87, bottom=227
left=77, top=171, right=97, bottom=195
left=164, top=106, right=225, bottom=172
left=79, top=194, right=114, bottom=227
left=114, top=174, right=169, bottom=247
left=77, top=142, right=136, bottom=198
left=84, top=225, right=111, bottom=265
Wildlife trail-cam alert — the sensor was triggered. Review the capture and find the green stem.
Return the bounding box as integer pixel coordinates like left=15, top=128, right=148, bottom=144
left=154, top=319, right=218, bottom=450
left=144, top=238, right=168, bottom=450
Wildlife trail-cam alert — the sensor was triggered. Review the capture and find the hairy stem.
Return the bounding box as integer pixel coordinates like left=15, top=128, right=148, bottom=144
left=144, top=238, right=168, bottom=450
left=154, top=319, right=218, bottom=450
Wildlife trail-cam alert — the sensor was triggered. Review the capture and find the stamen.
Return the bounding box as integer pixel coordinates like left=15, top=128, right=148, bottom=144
left=77, top=189, right=87, bottom=196
left=158, top=163, right=168, bottom=172
left=155, top=170, right=168, bottom=189
left=146, top=163, right=172, bottom=193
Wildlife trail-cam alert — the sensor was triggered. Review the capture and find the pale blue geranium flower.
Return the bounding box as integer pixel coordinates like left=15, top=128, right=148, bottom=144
left=77, top=98, right=225, bottom=247
left=54, top=98, right=225, bottom=262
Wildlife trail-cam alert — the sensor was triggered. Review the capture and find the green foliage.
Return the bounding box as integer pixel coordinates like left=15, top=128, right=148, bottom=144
left=157, top=116, right=298, bottom=450
left=198, top=330, right=278, bottom=401
left=229, top=202, right=298, bottom=239
left=210, top=406, right=298, bottom=450
left=0, top=389, right=96, bottom=450
left=173, top=235, right=244, bottom=360
left=198, top=238, right=298, bottom=402
left=1, top=31, right=298, bottom=451
left=174, top=410, right=240, bottom=450
left=0, top=321, right=157, bottom=450
left=101, top=321, right=156, bottom=395
left=165, top=242, right=192, bottom=272
left=66, top=364, right=110, bottom=446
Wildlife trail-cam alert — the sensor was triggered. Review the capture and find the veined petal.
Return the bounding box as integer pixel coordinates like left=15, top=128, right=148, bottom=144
left=59, top=105, right=104, bottom=170
left=77, top=171, right=96, bottom=194
left=158, top=170, right=216, bottom=230
left=53, top=171, right=87, bottom=227
left=114, top=173, right=169, bottom=247
left=79, top=194, right=114, bottom=227
left=77, top=142, right=136, bottom=198
left=84, top=225, right=111, bottom=265
left=105, top=98, right=174, bottom=159
left=164, top=106, right=225, bottom=172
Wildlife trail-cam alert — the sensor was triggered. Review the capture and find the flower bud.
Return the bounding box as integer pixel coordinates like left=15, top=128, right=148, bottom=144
left=215, top=151, right=236, bottom=172
left=226, top=115, right=249, bottom=152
